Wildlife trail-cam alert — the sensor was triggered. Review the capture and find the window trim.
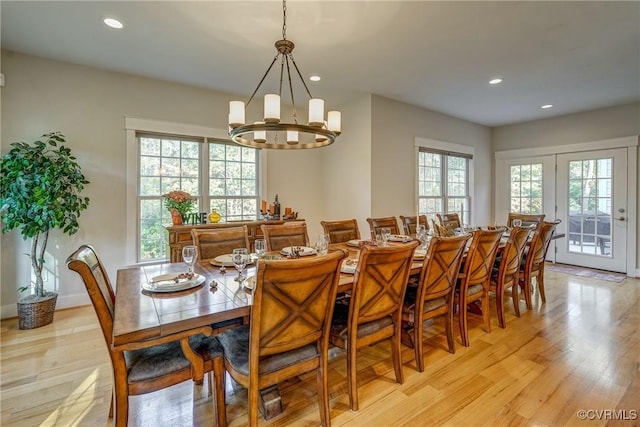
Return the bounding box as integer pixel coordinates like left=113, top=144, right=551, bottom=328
left=414, top=137, right=475, bottom=224
left=125, top=117, right=267, bottom=265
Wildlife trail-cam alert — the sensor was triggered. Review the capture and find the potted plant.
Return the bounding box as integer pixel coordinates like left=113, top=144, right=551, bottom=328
left=163, top=190, right=196, bottom=225
left=0, top=132, right=90, bottom=329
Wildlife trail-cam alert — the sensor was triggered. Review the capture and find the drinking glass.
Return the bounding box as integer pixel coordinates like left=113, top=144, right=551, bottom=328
left=232, top=248, right=249, bottom=282
left=513, top=219, right=523, bottom=227
left=182, top=245, right=197, bottom=274
left=380, top=227, right=391, bottom=246
left=316, top=233, right=329, bottom=255
left=416, top=225, right=427, bottom=249
left=254, top=239, right=266, bottom=258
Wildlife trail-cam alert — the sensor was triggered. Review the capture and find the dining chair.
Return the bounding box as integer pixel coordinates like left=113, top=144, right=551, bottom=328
left=436, top=213, right=461, bottom=229
left=66, top=245, right=226, bottom=427
left=518, top=220, right=560, bottom=308
left=455, top=228, right=503, bottom=347
left=506, top=213, right=546, bottom=229
left=399, top=215, right=429, bottom=236
left=215, top=250, right=347, bottom=426
left=191, top=226, right=250, bottom=260
left=320, top=218, right=361, bottom=243
left=401, top=234, right=470, bottom=372
left=488, top=225, right=531, bottom=328
left=261, top=222, right=309, bottom=251
left=366, top=216, right=400, bottom=239
left=330, top=241, right=419, bottom=411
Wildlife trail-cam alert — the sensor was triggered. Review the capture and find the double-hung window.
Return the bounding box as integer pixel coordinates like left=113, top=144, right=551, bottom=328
left=417, top=147, right=472, bottom=225
left=136, top=132, right=260, bottom=263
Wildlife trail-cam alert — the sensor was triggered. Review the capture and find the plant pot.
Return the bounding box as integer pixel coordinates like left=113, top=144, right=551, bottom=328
left=17, top=292, right=58, bottom=329
left=171, top=209, right=183, bottom=225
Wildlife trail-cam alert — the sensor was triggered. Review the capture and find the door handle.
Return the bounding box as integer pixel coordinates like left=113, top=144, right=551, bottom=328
left=614, top=216, right=626, bottom=221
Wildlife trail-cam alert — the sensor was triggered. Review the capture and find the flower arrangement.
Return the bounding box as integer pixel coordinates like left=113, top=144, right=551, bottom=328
left=163, top=190, right=196, bottom=215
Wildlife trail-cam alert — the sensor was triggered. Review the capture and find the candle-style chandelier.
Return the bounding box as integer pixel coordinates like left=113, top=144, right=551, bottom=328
left=228, top=0, right=341, bottom=150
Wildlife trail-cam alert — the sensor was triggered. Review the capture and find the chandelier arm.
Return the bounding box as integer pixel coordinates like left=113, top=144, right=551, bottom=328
left=246, top=54, right=280, bottom=107
left=289, top=54, right=314, bottom=99
left=284, top=54, right=298, bottom=124
left=278, top=54, right=285, bottom=97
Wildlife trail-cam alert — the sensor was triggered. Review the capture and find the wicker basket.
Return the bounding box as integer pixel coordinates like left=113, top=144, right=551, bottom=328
left=17, top=292, right=58, bottom=330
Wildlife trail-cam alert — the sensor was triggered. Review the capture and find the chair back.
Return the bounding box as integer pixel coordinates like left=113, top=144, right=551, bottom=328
left=250, top=250, right=346, bottom=358
left=191, top=226, right=250, bottom=259
left=321, top=219, right=361, bottom=243
left=437, top=213, right=461, bottom=229
left=496, top=225, right=531, bottom=284
left=366, top=216, right=400, bottom=239
left=399, top=215, right=429, bottom=235
left=459, top=229, right=503, bottom=291
left=525, top=220, right=559, bottom=271
left=351, top=241, right=418, bottom=326
left=417, top=235, right=470, bottom=304
left=261, top=222, right=309, bottom=251
left=507, top=213, right=546, bottom=229
left=66, top=245, right=122, bottom=372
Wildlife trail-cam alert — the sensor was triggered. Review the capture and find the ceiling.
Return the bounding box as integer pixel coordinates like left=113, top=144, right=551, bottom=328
left=2, top=1, right=639, bottom=127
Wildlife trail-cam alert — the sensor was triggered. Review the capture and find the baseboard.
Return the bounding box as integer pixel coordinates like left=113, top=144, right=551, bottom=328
left=1, top=292, right=90, bottom=320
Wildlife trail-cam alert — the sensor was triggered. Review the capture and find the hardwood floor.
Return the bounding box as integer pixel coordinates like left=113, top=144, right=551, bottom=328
left=2, top=268, right=638, bottom=426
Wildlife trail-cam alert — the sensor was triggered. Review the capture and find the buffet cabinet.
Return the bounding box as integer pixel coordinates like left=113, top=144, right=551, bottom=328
left=166, top=219, right=301, bottom=263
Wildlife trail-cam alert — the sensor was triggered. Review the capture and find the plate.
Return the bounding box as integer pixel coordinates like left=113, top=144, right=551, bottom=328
left=413, top=249, right=427, bottom=260
left=143, top=273, right=206, bottom=293
left=341, top=259, right=358, bottom=274
left=388, top=234, right=413, bottom=242
left=211, top=254, right=256, bottom=267
left=346, top=239, right=364, bottom=247
left=280, top=246, right=317, bottom=257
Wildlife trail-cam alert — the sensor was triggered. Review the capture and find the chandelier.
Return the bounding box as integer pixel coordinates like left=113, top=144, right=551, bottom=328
left=228, top=0, right=341, bottom=150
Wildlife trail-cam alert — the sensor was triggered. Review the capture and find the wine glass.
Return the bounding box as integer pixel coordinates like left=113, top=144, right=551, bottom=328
left=232, top=248, right=249, bottom=282
left=513, top=219, right=523, bottom=227
left=182, top=245, right=197, bottom=274
left=416, top=225, right=427, bottom=249
left=380, top=227, right=391, bottom=246
left=254, top=239, right=266, bottom=259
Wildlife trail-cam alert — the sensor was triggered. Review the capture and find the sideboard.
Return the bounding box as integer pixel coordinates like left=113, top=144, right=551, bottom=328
left=166, top=219, right=302, bottom=263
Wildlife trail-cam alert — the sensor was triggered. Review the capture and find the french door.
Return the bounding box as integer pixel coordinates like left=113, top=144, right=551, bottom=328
left=555, top=149, right=628, bottom=272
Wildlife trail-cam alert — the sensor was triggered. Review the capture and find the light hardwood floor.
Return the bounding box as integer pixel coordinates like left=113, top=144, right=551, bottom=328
left=2, top=268, right=638, bottom=426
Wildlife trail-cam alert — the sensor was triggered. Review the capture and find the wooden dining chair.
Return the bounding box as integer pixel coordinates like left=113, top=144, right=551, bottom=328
left=518, top=220, right=560, bottom=308
left=399, top=215, right=429, bottom=236
left=455, top=228, right=503, bottom=346
left=191, top=226, right=250, bottom=260
left=401, top=234, right=470, bottom=372
left=330, top=241, right=419, bottom=411
left=261, top=222, right=309, bottom=251
left=436, top=213, right=461, bottom=229
left=366, top=216, right=400, bottom=239
left=320, top=218, right=361, bottom=243
left=488, top=225, right=531, bottom=328
left=215, top=250, right=347, bottom=426
left=507, top=213, right=546, bottom=229
left=66, top=245, right=226, bottom=427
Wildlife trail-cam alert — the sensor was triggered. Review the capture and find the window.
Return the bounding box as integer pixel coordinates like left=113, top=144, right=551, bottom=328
left=136, top=132, right=260, bottom=263
left=509, top=163, right=543, bottom=213
left=418, top=148, right=471, bottom=225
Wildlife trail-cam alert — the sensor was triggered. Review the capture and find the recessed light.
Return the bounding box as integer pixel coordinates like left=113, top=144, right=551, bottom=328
left=103, top=17, right=124, bottom=29
left=310, top=75, right=321, bottom=82
left=489, top=78, right=503, bottom=85
left=541, top=104, right=553, bottom=109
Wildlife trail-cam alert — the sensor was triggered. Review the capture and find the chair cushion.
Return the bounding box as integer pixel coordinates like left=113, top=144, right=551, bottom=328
left=330, top=303, right=394, bottom=340
left=189, top=334, right=224, bottom=361
left=125, top=340, right=191, bottom=383
left=217, top=325, right=319, bottom=377
left=467, top=283, right=484, bottom=296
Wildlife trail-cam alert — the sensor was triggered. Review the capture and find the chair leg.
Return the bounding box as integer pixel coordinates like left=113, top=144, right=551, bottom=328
left=212, top=358, right=227, bottom=427
left=537, top=270, right=547, bottom=303
left=347, top=343, right=359, bottom=411
left=248, top=385, right=260, bottom=427
left=496, top=287, right=506, bottom=329
left=391, top=326, right=404, bottom=385
left=445, top=309, right=456, bottom=354
left=114, top=385, right=129, bottom=427
left=482, top=292, right=491, bottom=333
left=109, top=388, right=114, bottom=418
left=316, top=356, right=331, bottom=427
left=521, top=277, right=533, bottom=310
left=511, top=284, right=521, bottom=317
left=459, top=301, right=470, bottom=347
left=414, top=317, right=425, bottom=372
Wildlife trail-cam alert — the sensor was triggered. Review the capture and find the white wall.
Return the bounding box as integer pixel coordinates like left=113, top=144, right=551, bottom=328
left=0, top=51, right=324, bottom=317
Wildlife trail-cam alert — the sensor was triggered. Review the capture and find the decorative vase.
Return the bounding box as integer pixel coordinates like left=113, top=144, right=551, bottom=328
left=171, top=209, right=183, bottom=225
left=209, top=209, right=221, bottom=223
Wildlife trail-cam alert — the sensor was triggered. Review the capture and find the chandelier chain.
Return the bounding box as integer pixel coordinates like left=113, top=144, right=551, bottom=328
left=282, top=0, right=287, bottom=40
